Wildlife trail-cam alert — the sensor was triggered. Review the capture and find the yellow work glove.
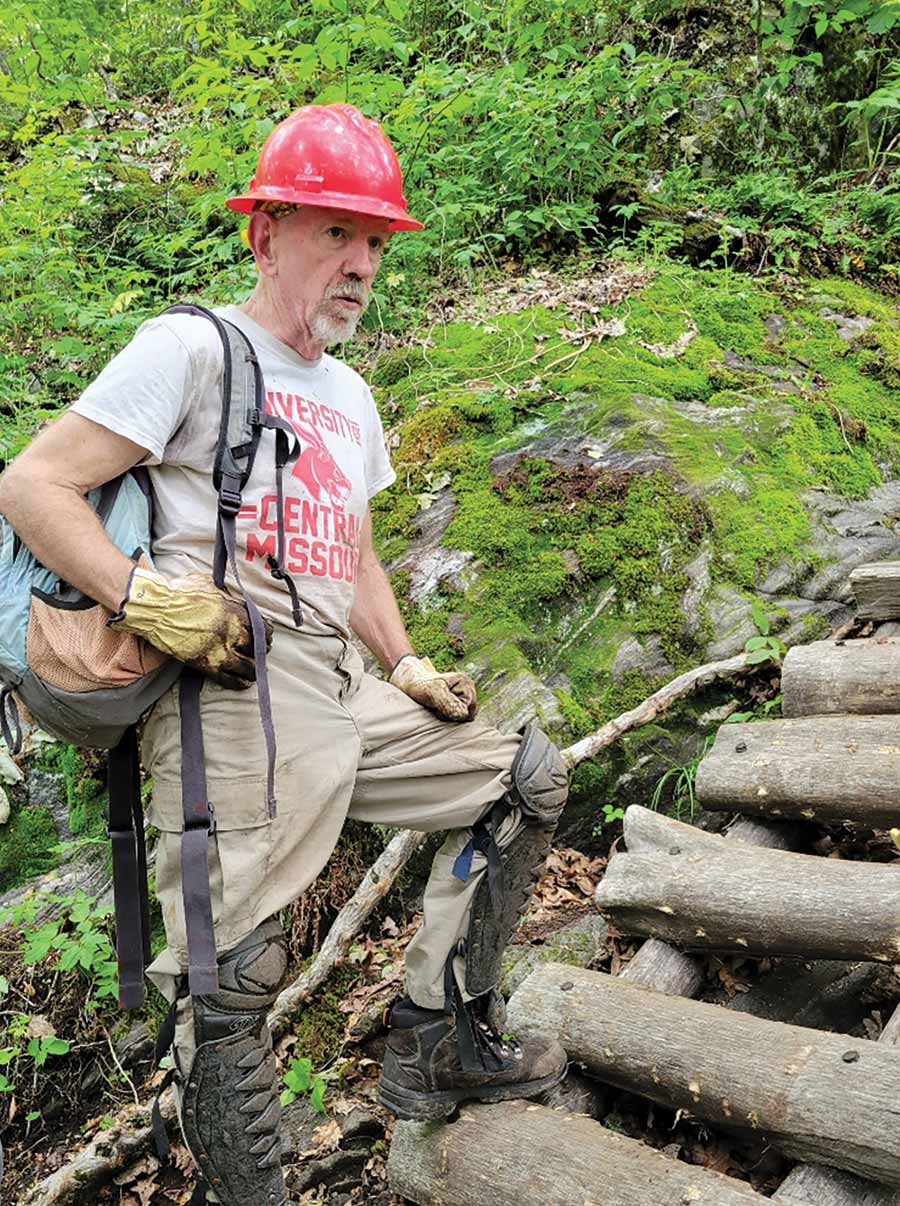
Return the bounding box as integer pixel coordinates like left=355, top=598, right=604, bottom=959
left=107, top=567, right=272, bottom=691
left=389, top=654, right=477, bottom=722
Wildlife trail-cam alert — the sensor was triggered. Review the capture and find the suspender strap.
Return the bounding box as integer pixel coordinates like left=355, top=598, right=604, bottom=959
left=0, top=687, right=22, bottom=755
left=150, top=997, right=179, bottom=1158
left=108, top=725, right=148, bottom=1009
left=179, top=672, right=219, bottom=997
left=215, top=478, right=280, bottom=817
left=261, top=414, right=304, bottom=630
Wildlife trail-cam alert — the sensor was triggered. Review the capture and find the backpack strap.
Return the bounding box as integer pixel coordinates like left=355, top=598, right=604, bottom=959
left=0, top=687, right=21, bottom=756
left=162, top=304, right=304, bottom=816
left=149, top=305, right=307, bottom=1001
left=108, top=724, right=151, bottom=1008
left=164, top=304, right=265, bottom=494
left=178, top=671, right=219, bottom=996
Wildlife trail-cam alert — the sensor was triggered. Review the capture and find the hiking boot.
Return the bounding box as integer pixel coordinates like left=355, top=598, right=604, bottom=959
left=378, top=996, right=567, bottom=1121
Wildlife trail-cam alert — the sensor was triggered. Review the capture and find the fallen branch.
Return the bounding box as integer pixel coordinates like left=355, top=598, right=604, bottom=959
left=18, top=650, right=751, bottom=1203
left=19, top=828, right=427, bottom=1205
left=269, top=827, right=427, bottom=1039
left=18, top=1096, right=178, bottom=1206
left=562, top=651, right=748, bottom=769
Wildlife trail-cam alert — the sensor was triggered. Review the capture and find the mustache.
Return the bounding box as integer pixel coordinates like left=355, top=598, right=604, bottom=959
left=325, top=281, right=369, bottom=306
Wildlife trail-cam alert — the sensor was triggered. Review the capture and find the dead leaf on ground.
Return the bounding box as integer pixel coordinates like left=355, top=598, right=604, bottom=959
left=297, top=1118, right=342, bottom=1161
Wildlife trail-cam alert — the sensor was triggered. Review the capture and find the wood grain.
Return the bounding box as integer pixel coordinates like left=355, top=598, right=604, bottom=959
left=507, top=964, right=900, bottom=1187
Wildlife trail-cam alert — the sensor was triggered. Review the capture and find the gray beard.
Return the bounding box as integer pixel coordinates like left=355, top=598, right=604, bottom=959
left=310, top=305, right=362, bottom=345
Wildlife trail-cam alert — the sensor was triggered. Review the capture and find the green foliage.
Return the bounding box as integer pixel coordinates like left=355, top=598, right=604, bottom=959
left=280, top=1055, right=329, bottom=1113
left=649, top=735, right=715, bottom=822
left=12, top=890, right=119, bottom=1007
left=744, top=598, right=789, bottom=666
left=726, top=692, right=783, bottom=724
left=0, top=1010, right=70, bottom=1096
left=0, top=800, right=59, bottom=892
left=34, top=743, right=107, bottom=840
left=592, top=801, right=625, bottom=837
left=2, top=0, right=900, bottom=433
left=0, top=890, right=118, bottom=1099
left=286, top=964, right=359, bottom=1068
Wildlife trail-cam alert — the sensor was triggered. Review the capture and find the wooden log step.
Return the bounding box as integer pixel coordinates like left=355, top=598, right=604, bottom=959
left=387, top=1100, right=767, bottom=1205
left=851, top=562, right=900, bottom=620
left=507, top=964, right=900, bottom=1187
left=772, top=994, right=900, bottom=1204
left=695, top=714, right=900, bottom=826
left=594, top=806, right=900, bottom=962
left=775, top=1163, right=900, bottom=1205
left=782, top=638, right=900, bottom=717
left=619, top=816, right=802, bottom=996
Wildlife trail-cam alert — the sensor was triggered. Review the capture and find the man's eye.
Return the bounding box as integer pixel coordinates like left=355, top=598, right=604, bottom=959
left=327, top=227, right=346, bottom=239
left=369, top=237, right=384, bottom=250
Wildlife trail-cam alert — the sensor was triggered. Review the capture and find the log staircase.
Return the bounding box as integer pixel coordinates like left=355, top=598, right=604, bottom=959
left=388, top=563, right=900, bottom=1206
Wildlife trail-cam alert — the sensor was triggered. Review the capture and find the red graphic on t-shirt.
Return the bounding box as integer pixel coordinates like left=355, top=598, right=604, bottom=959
left=290, top=422, right=352, bottom=505
left=243, top=495, right=360, bottom=584
left=243, top=391, right=362, bottom=587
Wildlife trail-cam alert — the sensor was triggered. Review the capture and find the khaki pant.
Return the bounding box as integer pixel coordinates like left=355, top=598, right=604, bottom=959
left=141, top=625, right=525, bottom=1012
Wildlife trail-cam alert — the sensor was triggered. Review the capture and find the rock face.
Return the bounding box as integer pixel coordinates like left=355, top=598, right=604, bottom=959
left=476, top=669, right=568, bottom=733
left=371, top=266, right=900, bottom=809
left=27, top=771, right=71, bottom=841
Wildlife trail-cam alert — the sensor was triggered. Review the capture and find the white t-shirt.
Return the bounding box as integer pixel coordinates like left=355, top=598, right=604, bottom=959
left=71, top=305, right=396, bottom=638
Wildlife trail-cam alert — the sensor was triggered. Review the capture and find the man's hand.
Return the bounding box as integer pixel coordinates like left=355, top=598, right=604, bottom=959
left=107, top=567, right=273, bottom=690
left=389, top=654, right=477, bottom=722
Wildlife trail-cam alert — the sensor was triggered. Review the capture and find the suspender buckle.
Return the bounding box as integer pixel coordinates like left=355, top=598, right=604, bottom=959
left=218, top=487, right=242, bottom=517
left=185, top=802, right=216, bottom=836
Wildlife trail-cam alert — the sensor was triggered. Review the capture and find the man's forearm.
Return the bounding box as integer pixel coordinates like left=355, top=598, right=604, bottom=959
left=0, top=473, right=134, bottom=611
left=349, top=551, right=414, bottom=673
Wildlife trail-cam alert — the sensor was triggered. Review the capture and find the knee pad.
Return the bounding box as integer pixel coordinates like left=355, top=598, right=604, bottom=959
left=464, top=723, right=568, bottom=998
left=179, top=917, right=289, bottom=1206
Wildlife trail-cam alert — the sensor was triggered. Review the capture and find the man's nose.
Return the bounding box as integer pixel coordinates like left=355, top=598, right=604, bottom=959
left=342, top=236, right=377, bottom=281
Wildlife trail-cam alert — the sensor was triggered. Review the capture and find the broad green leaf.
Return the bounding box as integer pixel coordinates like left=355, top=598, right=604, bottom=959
left=750, top=599, right=770, bottom=635
left=745, top=636, right=771, bottom=651
left=310, top=1076, right=327, bottom=1114
left=285, top=1057, right=312, bottom=1094
left=746, top=648, right=775, bottom=665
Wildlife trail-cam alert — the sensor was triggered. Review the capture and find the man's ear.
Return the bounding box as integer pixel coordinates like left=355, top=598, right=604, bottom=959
left=246, top=211, right=278, bottom=277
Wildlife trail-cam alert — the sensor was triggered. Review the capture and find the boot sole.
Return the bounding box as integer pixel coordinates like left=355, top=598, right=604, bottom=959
left=378, top=1062, right=568, bottom=1122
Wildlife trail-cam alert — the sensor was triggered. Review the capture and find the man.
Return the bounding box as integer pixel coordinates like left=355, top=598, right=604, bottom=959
left=0, top=104, right=568, bottom=1205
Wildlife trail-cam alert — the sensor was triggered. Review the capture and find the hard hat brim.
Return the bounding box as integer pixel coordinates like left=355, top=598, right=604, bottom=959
left=226, top=186, right=424, bottom=231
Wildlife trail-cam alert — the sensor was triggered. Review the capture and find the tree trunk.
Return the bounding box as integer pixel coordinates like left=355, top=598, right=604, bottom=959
left=695, top=715, right=900, bottom=826
left=595, top=806, right=900, bottom=963
left=507, top=964, right=900, bottom=1187
left=782, top=638, right=900, bottom=717
left=387, top=1100, right=766, bottom=1206
left=850, top=563, right=900, bottom=620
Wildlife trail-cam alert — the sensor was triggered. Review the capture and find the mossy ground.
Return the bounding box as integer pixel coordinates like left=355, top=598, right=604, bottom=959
left=33, top=743, right=108, bottom=841
left=370, top=255, right=900, bottom=763
left=0, top=744, right=109, bottom=893
left=286, top=963, right=361, bottom=1068
left=0, top=793, right=58, bottom=892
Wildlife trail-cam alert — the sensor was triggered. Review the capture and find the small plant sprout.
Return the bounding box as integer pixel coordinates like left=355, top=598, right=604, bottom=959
left=744, top=599, right=788, bottom=666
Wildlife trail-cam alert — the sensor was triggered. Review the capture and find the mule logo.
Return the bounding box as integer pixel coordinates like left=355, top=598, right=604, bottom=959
left=291, top=423, right=352, bottom=504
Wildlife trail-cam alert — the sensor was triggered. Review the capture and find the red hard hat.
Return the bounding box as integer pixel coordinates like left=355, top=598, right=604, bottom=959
left=226, top=103, right=423, bottom=231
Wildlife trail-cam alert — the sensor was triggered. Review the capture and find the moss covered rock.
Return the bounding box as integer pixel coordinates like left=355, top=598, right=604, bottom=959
left=370, top=258, right=900, bottom=839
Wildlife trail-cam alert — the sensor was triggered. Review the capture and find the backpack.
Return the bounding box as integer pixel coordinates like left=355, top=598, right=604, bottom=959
left=0, top=304, right=302, bottom=1008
